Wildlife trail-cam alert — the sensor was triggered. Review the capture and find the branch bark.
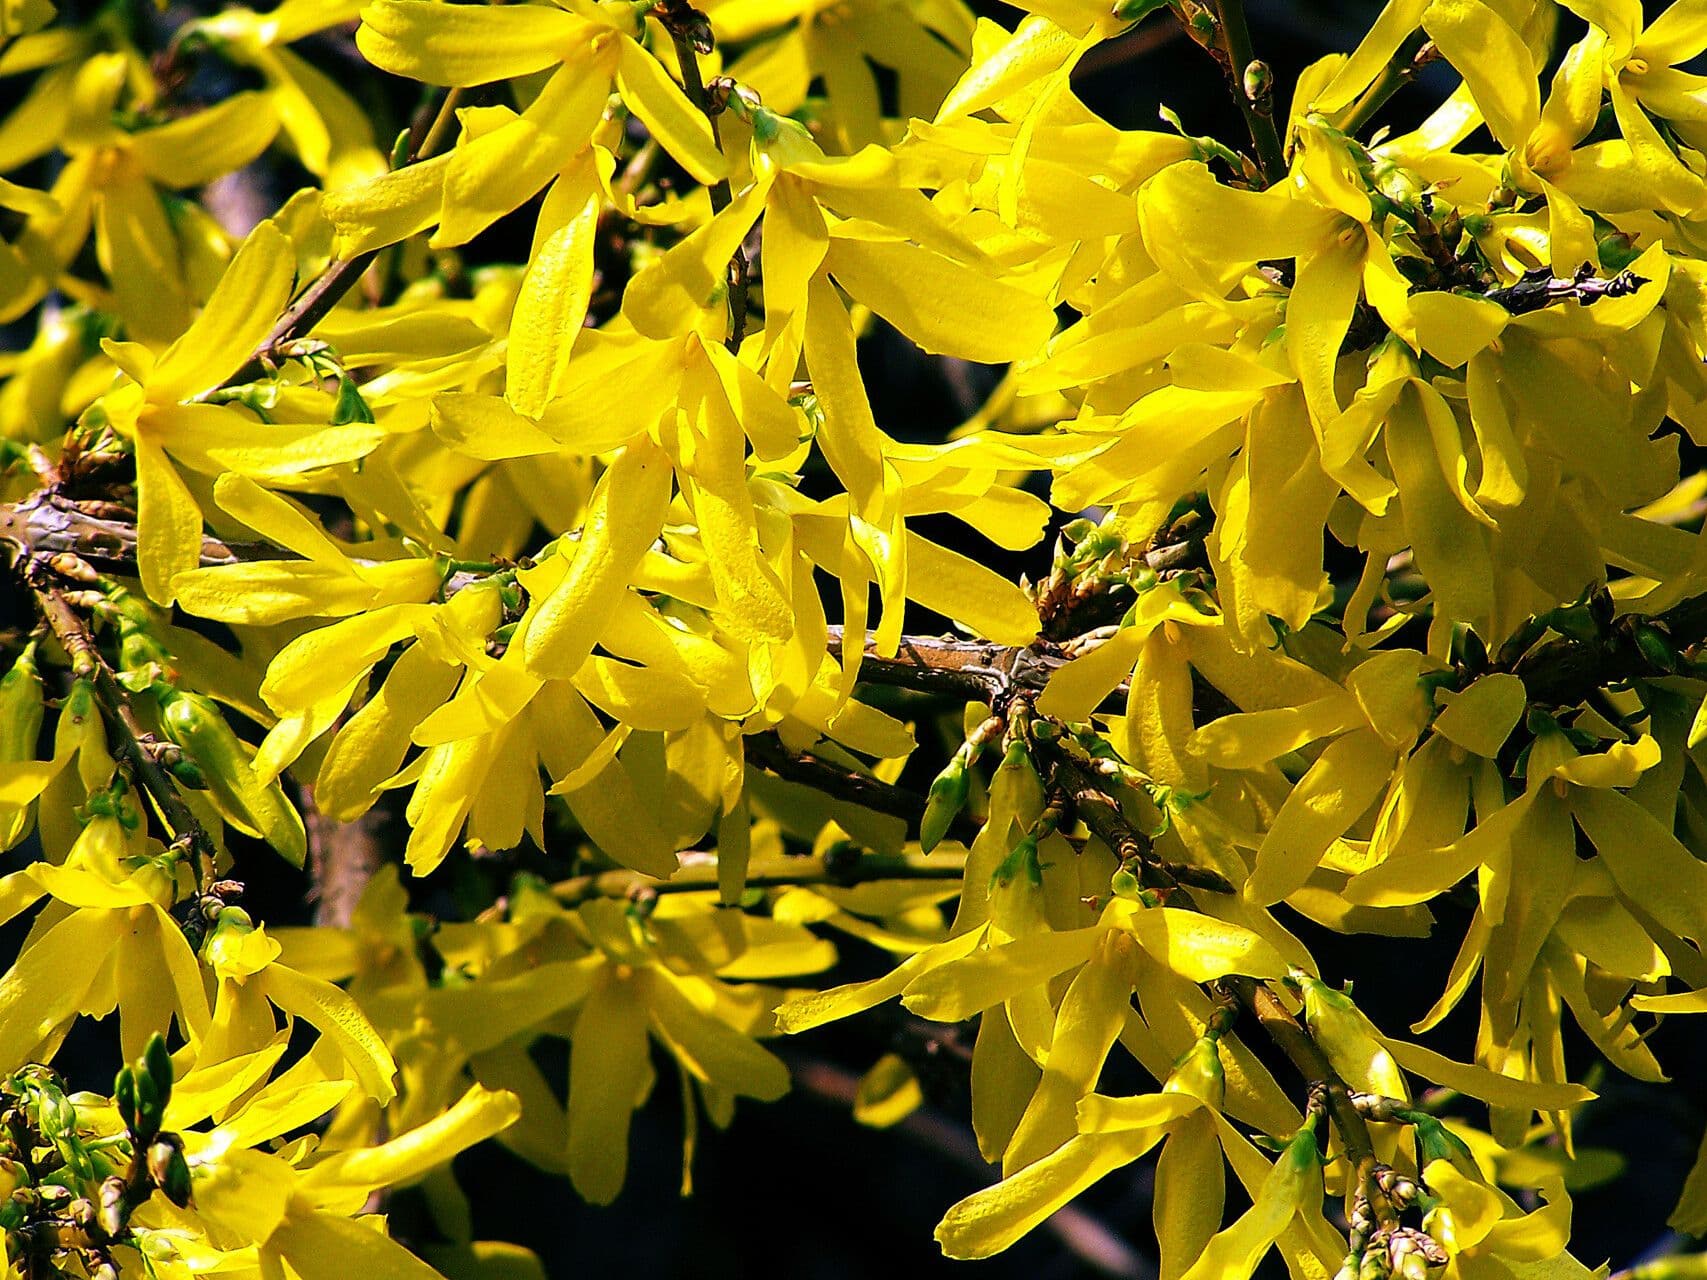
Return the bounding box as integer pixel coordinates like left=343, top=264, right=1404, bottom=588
left=550, top=849, right=967, bottom=904
left=30, top=584, right=220, bottom=888
left=1220, top=975, right=1394, bottom=1226
left=653, top=0, right=750, bottom=350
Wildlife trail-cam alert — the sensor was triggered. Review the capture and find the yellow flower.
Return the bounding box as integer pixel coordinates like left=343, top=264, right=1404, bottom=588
left=328, top=0, right=727, bottom=254
left=3, top=52, right=279, bottom=336
left=95, top=220, right=383, bottom=604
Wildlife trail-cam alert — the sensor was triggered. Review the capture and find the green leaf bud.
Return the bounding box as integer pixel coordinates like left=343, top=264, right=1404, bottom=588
left=920, top=753, right=971, bottom=853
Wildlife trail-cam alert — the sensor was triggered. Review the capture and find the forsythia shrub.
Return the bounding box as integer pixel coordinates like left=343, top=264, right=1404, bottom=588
left=3, top=0, right=1707, bottom=1275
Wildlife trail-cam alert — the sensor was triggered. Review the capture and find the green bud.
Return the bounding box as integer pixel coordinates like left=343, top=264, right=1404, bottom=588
left=1634, top=622, right=1678, bottom=673
left=113, top=1066, right=137, bottom=1135
left=920, top=754, right=970, bottom=853
left=1110, top=867, right=1143, bottom=900
left=168, top=756, right=208, bottom=789
left=1547, top=603, right=1599, bottom=643
left=389, top=127, right=411, bottom=170
left=1163, top=1034, right=1226, bottom=1107
left=332, top=375, right=375, bottom=426
left=1597, top=229, right=1641, bottom=272
left=143, top=1033, right=174, bottom=1107
left=147, top=1136, right=193, bottom=1208
left=42, top=1089, right=76, bottom=1143
left=1243, top=59, right=1273, bottom=102
left=1410, top=1113, right=1476, bottom=1168
left=990, top=832, right=1042, bottom=891
left=130, top=1068, right=162, bottom=1144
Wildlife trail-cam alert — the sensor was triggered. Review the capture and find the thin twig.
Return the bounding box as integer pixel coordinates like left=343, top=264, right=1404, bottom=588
left=1048, top=751, right=1235, bottom=895
left=550, top=849, right=967, bottom=904
left=218, top=82, right=465, bottom=390
left=746, top=732, right=931, bottom=824
left=653, top=0, right=749, bottom=349
left=1220, top=975, right=1396, bottom=1227
left=1206, top=0, right=1287, bottom=185
left=29, top=584, right=219, bottom=887
left=1333, top=31, right=1434, bottom=139
left=221, top=254, right=379, bottom=388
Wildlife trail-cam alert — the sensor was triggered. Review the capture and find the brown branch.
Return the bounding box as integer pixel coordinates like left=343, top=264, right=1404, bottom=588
left=29, top=583, right=219, bottom=887
left=0, top=494, right=265, bottom=575
left=302, top=783, right=388, bottom=929
left=551, top=849, right=967, bottom=904
left=825, top=626, right=1066, bottom=702
left=746, top=732, right=930, bottom=824
left=218, top=83, right=466, bottom=390
left=1205, top=0, right=1287, bottom=186
left=1048, top=751, right=1234, bottom=895
left=13, top=498, right=1707, bottom=728
left=652, top=0, right=749, bottom=350
left=220, top=253, right=380, bottom=389
left=1219, top=975, right=1394, bottom=1226
left=1332, top=31, right=1435, bottom=138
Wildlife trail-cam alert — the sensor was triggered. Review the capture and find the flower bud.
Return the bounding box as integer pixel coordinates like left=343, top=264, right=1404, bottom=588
left=1163, top=1034, right=1226, bottom=1108
left=142, top=1032, right=174, bottom=1104
left=920, top=752, right=971, bottom=853
left=1295, top=972, right=1408, bottom=1100
left=147, top=1136, right=192, bottom=1209
left=1243, top=60, right=1272, bottom=103
left=113, top=1066, right=137, bottom=1136
left=98, top=1175, right=126, bottom=1239
left=1112, top=0, right=1170, bottom=22
left=1410, top=1114, right=1475, bottom=1168
left=1634, top=622, right=1678, bottom=673
left=332, top=376, right=375, bottom=426
left=990, top=832, right=1042, bottom=892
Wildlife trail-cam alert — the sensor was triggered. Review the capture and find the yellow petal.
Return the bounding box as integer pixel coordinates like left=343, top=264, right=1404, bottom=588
left=901, top=927, right=1105, bottom=1022
left=904, top=532, right=1039, bottom=647
left=127, top=91, right=281, bottom=189
left=151, top=220, right=297, bottom=401
left=1422, top=0, right=1539, bottom=149
left=1248, top=730, right=1394, bottom=905
left=1383, top=1038, right=1594, bottom=1111
left=823, top=234, right=1056, bottom=363
left=269, top=1209, right=444, bottom=1280
left=134, top=437, right=204, bottom=606
left=258, top=961, right=398, bottom=1101
left=567, top=966, right=652, bottom=1205
left=614, top=36, right=728, bottom=185
left=522, top=438, right=674, bottom=675
left=356, top=0, right=586, bottom=85
left=936, top=1128, right=1166, bottom=1259
left=506, top=157, right=600, bottom=416
left=1431, top=674, right=1525, bottom=757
